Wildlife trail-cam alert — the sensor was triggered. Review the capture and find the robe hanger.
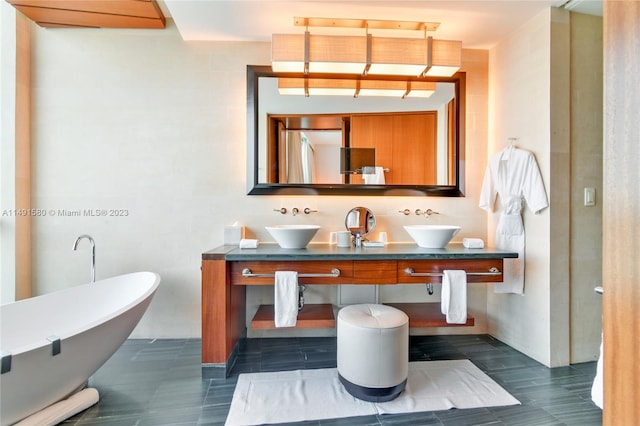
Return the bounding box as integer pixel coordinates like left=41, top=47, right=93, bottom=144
left=498, top=137, right=519, bottom=157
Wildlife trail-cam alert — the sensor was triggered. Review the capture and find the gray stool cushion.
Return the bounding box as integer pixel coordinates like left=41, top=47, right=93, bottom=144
left=337, top=304, right=409, bottom=402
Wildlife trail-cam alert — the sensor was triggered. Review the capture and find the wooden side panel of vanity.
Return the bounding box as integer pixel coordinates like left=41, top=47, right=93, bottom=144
left=202, top=260, right=246, bottom=364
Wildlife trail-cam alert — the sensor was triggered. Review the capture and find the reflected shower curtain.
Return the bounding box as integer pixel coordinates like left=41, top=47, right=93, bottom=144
left=301, top=133, right=315, bottom=183
left=286, top=131, right=315, bottom=184
left=286, top=132, right=304, bottom=183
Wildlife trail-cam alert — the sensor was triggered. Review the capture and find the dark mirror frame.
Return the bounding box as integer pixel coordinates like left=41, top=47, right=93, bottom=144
left=246, top=65, right=466, bottom=196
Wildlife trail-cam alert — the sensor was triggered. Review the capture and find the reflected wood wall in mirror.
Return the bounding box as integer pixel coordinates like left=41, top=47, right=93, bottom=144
left=246, top=65, right=465, bottom=196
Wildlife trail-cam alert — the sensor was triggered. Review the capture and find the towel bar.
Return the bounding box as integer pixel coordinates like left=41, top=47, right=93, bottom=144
left=353, top=167, right=390, bottom=174
left=241, top=268, right=341, bottom=278
left=404, top=267, right=501, bottom=277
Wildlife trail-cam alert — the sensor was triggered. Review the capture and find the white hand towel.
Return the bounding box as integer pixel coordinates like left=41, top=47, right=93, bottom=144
left=239, top=239, right=259, bottom=249
left=591, top=333, right=603, bottom=409
left=441, top=270, right=467, bottom=324
left=363, top=166, right=386, bottom=185
left=274, top=271, right=298, bottom=327
left=463, top=238, right=485, bottom=249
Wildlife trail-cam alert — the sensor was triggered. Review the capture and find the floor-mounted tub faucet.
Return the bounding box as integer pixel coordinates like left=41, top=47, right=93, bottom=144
left=73, top=234, right=95, bottom=283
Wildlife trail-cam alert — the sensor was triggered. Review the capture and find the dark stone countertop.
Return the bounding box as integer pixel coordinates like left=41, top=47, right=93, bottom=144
left=202, top=243, right=518, bottom=261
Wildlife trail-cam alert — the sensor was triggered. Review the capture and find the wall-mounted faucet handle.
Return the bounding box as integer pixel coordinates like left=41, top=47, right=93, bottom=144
left=416, top=208, right=440, bottom=218
left=274, top=208, right=287, bottom=214
left=292, top=208, right=300, bottom=216
left=303, top=208, right=318, bottom=215
left=398, top=209, right=411, bottom=215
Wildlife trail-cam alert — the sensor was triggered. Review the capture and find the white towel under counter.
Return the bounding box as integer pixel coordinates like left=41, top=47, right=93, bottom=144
left=441, top=270, right=467, bottom=324
left=274, top=271, right=298, bottom=328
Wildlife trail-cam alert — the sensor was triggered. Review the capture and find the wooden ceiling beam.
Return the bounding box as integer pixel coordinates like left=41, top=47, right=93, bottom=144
left=6, top=0, right=166, bottom=29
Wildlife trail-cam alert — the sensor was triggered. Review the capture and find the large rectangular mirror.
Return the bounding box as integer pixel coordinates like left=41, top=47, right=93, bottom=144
left=247, top=65, right=465, bottom=196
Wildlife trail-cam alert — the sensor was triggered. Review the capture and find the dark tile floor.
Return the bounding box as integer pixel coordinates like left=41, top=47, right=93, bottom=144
left=62, top=335, right=602, bottom=426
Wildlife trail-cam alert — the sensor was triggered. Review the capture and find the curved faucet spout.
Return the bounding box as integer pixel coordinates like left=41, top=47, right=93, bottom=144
left=73, top=234, right=95, bottom=283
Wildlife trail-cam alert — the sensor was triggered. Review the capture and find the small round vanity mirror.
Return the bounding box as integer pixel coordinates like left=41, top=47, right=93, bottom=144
left=345, top=207, right=376, bottom=245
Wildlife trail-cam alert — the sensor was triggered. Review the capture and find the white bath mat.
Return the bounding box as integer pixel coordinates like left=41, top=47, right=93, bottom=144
left=225, top=360, right=520, bottom=425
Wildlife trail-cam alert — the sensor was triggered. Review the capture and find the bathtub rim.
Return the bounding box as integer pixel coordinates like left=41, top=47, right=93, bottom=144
left=0, top=271, right=160, bottom=356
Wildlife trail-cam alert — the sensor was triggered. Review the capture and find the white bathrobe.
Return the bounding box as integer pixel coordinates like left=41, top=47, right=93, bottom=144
left=479, top=146, right=548, bottom=294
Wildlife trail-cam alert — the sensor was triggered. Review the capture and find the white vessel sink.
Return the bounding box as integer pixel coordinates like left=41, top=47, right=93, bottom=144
left=265, top=225, right=321, bottom=249
left=403, top=225, right=462, bottom=248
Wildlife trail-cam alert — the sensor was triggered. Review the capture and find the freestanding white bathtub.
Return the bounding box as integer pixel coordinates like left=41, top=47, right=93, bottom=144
left=0, top=271, right=160, bottom=425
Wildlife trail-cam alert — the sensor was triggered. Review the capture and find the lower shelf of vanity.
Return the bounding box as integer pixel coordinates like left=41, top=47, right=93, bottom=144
left=251, top=304, right=336, bottom=329
left=250, top=303, right=474, bottom=330
left=385, top=303, right=474, bottom=327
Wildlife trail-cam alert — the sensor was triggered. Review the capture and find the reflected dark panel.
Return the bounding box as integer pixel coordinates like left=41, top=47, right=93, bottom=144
left=340, top=148, right=375, bottom=174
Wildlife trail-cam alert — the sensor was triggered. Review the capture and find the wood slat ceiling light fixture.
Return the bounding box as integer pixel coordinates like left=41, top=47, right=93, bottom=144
left=278, top=77, right=436, bottom=98
left=272, top=17, right=461, bottom=78
left=6, top=0, right=166, bottom=29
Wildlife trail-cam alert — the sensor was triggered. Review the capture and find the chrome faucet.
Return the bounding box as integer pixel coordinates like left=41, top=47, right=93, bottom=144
left=416, top=208, right=440, bottom=218
left=73, top=234, right=95, bottom=283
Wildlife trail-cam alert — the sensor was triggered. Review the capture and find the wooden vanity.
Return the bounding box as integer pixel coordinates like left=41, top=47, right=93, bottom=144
left=201, top=243, right=517, bottom=377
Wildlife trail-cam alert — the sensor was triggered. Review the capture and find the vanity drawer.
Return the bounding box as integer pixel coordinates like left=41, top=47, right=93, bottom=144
left=352, top=260, right=397, bottom=284
left=397, top=259, right=504, bottom=284
left=230, top=261, right=354, bottom=285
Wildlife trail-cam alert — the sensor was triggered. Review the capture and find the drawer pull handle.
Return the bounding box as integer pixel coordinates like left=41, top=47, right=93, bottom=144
left=241, top=268, right=340, bottom=278
left=404, top=267, right=501, bottom=277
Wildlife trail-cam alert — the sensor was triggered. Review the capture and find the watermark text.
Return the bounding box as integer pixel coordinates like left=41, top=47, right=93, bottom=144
left=2, top=208, right=129, bottom=217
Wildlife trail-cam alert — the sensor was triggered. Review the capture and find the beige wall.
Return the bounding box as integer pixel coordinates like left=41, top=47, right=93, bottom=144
left=0, top=3, right=31, bottom=302
left=0, top=2, right=18, bottom=304
left=28, top=20, right=491, bottom=338
left=570, top=12, right=603, bottom=364
left=488, top=8, right=603, bottom=367
left=549, top=6, right=572, bottom=369
left=488, top=8, right=555, bottom=366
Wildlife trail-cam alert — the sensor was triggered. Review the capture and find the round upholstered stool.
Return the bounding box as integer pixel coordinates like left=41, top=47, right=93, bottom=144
left=337, top=303, right=409, bottom=402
